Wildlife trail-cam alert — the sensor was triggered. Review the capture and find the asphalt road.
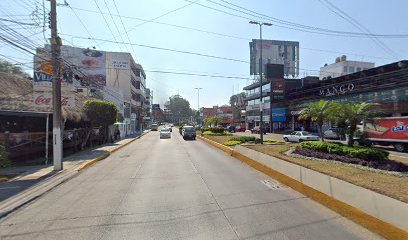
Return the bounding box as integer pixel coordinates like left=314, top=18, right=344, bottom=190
left=0, top=129, right=382, bottom=239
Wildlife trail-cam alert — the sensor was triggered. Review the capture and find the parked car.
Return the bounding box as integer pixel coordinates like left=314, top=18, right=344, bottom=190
left=324, top=128, right=340, bottom=139
left=225, top=126, right=235, bottom=133
left=182, top=126, right=196, bottom=140
left=235, top=126, right=246, bottom=132
left=283, top=131, right=320, bottom=142
left=159, top=128, right=171, bottom=139
left=165, top=125, right=172, bottom=132
left=250, top=126, right=267, bottom=134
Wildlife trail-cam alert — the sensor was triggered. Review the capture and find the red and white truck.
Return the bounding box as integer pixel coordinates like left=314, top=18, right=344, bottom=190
left=363, top=117, right=408, bottom=152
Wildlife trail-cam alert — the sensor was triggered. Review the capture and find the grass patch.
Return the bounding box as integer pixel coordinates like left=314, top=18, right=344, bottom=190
left=223, top=141, right=242, bottom=146
left=203, top=135, right=234, bottom=144
left=246, top=144, right=408, bottom=203
left=202, top=131, right=232, bottom=136
left=263, top=139, right=285, bottom=144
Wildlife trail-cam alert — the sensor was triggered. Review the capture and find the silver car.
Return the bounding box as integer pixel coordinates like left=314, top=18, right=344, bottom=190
left=324, top=128, right=340, bottom=139
left=159, top=128, right=171, bottom=139
left=283, top=131, right=320, bottom=142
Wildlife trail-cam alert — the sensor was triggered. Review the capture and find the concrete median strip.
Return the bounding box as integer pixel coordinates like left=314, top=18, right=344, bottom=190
left=197, top=135, right=408, bottom=240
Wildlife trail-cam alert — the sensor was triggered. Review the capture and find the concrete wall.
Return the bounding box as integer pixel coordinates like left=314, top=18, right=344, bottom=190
left=234, top=145, right=408, bottom=231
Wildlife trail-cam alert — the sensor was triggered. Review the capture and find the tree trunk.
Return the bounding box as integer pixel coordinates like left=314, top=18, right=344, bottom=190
left=347, top=133, right=354, bottom=147
left=317, top=124, right=324, bottom=142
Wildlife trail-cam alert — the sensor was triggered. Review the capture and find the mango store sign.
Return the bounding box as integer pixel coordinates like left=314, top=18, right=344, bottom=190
left=33, top=91, right=75, bottom=108
left=319, top=83, right=354, bottom=97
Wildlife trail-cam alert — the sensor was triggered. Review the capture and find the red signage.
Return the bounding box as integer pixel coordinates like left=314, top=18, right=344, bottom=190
left=365, top=118, right=408, bottom=140
left=34, top=95, right=72, bottom=106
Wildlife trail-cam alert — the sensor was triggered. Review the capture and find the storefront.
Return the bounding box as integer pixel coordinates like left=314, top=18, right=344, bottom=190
left=273, top=60, right=408, bottom=132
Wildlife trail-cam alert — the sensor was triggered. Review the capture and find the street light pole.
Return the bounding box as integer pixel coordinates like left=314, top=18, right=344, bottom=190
left=249, top=21, right=272, bottom=144
left=194, top=87, right=202, bottom=125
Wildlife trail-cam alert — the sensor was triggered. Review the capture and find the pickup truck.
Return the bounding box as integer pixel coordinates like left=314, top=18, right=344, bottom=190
left=361, top=117, right=408, bottom=152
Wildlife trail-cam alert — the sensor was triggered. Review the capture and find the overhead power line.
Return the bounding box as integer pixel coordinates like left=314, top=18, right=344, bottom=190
left=145, top=70, right=251, bottom=80
left=187, top=0, right=408, bottom=38
left=59, top=33, right=249, bottom=63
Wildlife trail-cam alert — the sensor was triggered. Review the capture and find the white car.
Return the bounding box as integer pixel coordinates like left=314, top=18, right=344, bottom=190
left=283, top=131, right=320, bottom=142
left=324, top=128, right=340, bottom=139
left=159, top=128, right=171, bottom=139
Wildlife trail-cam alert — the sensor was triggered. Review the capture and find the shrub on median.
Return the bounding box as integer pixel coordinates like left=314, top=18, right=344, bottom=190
left=222, top=141, right=242, bottom=146
left=0, top=145, right=10, bottom=168
left=202, top=131, right=232, bottom=136
left=299, top=141, right=389, bottom=161
left=230, top=136, right=256, bottom=143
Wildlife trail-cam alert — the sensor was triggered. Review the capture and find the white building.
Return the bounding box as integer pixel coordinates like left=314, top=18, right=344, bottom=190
left=319, top=55, right=374, bottom=80
left=106, top=52, right=147, bottom=135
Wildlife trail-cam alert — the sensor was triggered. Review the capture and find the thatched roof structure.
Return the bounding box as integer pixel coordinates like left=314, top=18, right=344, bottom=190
left=0, top=72, right=91, bottom=122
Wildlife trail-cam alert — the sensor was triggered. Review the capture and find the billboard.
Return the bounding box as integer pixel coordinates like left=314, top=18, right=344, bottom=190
left=272, top=108, right=286, bottom=122
left=33, top=47, right=75, bottom=108
left=250, top=39, right=299, bottom=77
left=61, top=46, right=107, bottom=87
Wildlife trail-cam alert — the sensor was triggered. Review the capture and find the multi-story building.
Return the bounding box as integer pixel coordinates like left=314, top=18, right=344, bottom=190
left=144, top=88, right=152, bottom=128
left=320, top=55, right=375, bottom=80
left=36, top=46, right=148, bottom=136
left=106, top=52, right=147, bottom=135
left=243, top=74, right=319, bottom=131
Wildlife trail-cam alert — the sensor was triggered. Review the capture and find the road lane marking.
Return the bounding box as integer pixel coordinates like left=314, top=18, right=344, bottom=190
left=261, top=179, right=288, bottom=190
left=0, top=186, right=21, bottom=190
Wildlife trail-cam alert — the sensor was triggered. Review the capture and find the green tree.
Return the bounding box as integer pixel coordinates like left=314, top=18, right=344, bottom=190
left=203, top=116, right=222, bottom=127
left=0, top=60, right=29, bottom=78
left=333, top=102, right=380, bottom=146
left=84, top=100, right=118, bottom=142
left=167, top=95, right=192, bottom=123
left=299, top=100, right=333, bottom=141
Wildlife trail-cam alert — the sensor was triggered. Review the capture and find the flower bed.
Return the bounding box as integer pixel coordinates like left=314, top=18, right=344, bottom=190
left=202, top=131, right=232, bottom=136
left=294, top=142, right=408, bottom=172
left=222, top=141, right=242, bottom=146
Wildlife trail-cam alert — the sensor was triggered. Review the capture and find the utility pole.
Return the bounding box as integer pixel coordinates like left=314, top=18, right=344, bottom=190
left=50, top=0, right=63, bottom=170
left=151, top=90, right=154, bottom=123
left=194, top=87, right=202, bottom=125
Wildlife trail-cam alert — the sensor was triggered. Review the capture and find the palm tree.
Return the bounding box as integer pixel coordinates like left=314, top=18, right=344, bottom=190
left=299, top=100, right=333, bottom=141
left=335, top=102, right=380, bottom=146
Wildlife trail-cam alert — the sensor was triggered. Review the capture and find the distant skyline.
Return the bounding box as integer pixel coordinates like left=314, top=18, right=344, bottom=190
left=1, top=0, right=407, bottom=109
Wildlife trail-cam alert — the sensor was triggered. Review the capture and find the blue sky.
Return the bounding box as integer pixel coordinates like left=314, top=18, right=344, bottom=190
left=1, top=0, right=408, bottom=109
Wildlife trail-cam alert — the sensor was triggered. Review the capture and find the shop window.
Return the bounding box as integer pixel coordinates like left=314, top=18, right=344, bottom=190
left=343, top=66, right=348, bottom=72
left=349, top=66, right=355, bottom=73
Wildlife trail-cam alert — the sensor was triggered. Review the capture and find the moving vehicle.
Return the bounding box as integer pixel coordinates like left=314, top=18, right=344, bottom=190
left=323, top=128, right=340, bottom=139
left=159, top=128, right=171, bottom=139
left=361, top=117, right=408, bottom=152
left=165, top=125, right=172, bottom=132
left=182, top=126, right=196, bottom=140
left=283, top=131, right=320, bottom=142
left=151, top=123, right=158, bottom=131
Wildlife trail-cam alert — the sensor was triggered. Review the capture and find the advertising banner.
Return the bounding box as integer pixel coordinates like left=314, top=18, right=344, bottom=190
left=108, top=52, right=130, bottom=70
left=250, top=39, right=299, bottom=77
left=272, top=108, right=286, bottom=122
left=33, top=91, right=75, bottom=108
left=365, top=118, right=408, bottom=141
left=61, top=46, right=106, bottom=87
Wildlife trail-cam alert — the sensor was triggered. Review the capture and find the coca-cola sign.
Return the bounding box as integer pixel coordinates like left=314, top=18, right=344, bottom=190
left=33, top=92, right=74, bottom=107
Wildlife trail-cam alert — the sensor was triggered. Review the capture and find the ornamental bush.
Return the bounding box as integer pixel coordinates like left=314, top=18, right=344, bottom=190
left=222, top=141, right=242, bottom=146
left=0, top=145, right=10, bottom=168
left=299, top=141, right=389, bottom=161
left=209, top=127, right=224, bottom=133
left=230, top=136, right=256, bottom=143
left=202, top=131, right=232, bottom=136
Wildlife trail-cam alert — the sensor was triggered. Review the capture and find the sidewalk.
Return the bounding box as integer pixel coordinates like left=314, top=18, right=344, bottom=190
left=0, top=131, right=149, bottom=218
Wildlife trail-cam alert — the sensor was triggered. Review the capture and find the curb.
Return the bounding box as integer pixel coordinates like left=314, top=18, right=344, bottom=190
left=77, top=131, right=149, bottom=171
left=198, top=136, right=408, bottom=240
